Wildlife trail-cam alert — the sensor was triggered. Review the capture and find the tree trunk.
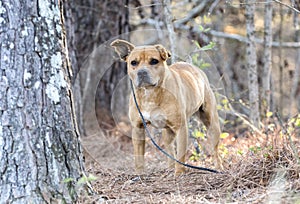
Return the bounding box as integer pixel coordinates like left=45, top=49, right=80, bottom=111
left=63, top=1, right=85, bottom=135
left=262, top=0, right=273, bottom=115
left=290, top=29, right=300, bottom=114
left=94, top=0, right=130, bottom=128
left=0, top=0, right=85, bottom=202
left=290, top=3, right=300, bottom=115
left=162, top=0, right=177, bottom=64
left=245, top=0, right=261, bottom=128
left=278, top=4, right=284, bottom=116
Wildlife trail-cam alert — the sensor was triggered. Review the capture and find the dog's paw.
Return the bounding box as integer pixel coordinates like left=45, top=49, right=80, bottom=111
left=216, top=162, right=224, bottom=171
left=135, top=168, right=145, bottom=175
left=174, top=167, right=185, bottom=177
left=214, top=155, right=224, bottom=171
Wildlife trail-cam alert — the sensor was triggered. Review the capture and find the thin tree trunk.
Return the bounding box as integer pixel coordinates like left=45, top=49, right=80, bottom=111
left=245, top=0, right=261, bottom=128
left=0, top=0, right=85, bottom=202
left=278, top=4, right=284, bottom=115
left=290, top=1, right=300, bottom=114
left=291, top=29, right=300, bottom=114
left=162, top=0, right=177, bottom=63
left=262, top=0, right=273, bottom=115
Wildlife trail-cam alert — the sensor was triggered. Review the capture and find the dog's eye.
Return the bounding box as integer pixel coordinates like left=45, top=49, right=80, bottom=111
left=150, top=59, right=159, bottom=65
left=131, top=60, right=138, bottom=66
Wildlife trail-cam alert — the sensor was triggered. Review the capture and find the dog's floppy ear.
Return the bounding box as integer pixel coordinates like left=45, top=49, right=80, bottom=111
left=154, top=44, right=171, bottom=61
left=110, top=39, right=135, bottom=61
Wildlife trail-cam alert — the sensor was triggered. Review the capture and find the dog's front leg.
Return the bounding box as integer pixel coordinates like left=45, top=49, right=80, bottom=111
left=175, top=122, right=188, bottom=176
left=162, top=128, right=175, bottom=168
left=132, top=126, right=145, bottom=174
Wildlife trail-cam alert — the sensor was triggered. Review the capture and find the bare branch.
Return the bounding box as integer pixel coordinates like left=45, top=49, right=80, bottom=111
left=125, top=2, right=162, bottom=10
left=171, top=0, right=194, bottom=9
left=208, top=0, right=221, bottom=15
left=137, top=19, right=300, bottom=48
left=174, top=0, right=209, bottom=25
left=273, top=0, right=300, bottom=14
left=208, top=30, right=300, bottom=48
left=217, top=93, right=263, bottom=135
left=139, top=18, right=164, bottom=26
left=229, top=0, right=300, bottom=14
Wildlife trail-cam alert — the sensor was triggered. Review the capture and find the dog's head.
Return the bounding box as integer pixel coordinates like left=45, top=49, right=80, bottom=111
left=111, top=39, right=171, bottom=88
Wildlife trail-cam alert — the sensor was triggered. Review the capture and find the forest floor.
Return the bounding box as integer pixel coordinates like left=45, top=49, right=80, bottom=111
left=79, top=119, right=300, bottom=203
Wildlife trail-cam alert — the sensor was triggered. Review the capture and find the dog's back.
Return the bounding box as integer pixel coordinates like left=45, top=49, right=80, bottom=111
left=168, top=62, right=212, bottom=116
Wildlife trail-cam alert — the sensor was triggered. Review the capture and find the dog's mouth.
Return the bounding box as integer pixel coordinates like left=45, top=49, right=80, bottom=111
left=136, top=74, right=157, bottom=88
left=131, top=69, right=159, bottom=88
left=136, top=81, right=157, bottom=88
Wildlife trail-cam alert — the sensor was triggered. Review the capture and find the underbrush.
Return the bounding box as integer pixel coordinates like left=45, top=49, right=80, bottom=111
left=79, top=114, right=300, bottom=203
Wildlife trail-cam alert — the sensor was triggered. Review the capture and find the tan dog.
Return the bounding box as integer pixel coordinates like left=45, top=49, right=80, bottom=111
left=111, top=39, right=223, bottom=175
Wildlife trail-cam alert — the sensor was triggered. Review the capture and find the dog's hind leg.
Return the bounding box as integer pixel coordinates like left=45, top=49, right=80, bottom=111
left=132, top=126, right=146, bottom=174
left=199, top=104, right=223, bottom=170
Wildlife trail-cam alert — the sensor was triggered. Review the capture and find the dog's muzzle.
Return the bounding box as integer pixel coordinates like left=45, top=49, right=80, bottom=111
left=136, top=69, right=156, bottom=87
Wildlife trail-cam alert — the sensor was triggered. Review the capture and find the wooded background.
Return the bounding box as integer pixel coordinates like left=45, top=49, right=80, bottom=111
left=65, top=0, right=300, bottom=135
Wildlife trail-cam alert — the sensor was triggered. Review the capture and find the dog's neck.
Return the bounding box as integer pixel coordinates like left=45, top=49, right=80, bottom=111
left=160, top=64, right=172, bottom=88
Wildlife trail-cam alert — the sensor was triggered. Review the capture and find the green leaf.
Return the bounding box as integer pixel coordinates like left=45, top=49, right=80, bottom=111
left=63, top=178, right=74, bottom=183
left=77, top=174, right=98, bottom=185
left=199, top=25, right=204, bottom=32
left=200, top=42, right=216, bottom=51
left=237, top=149, right=243, bottom=155
left=203, top=15, right=212, bottom=24
left=194, top=130, right=205, bottom=139
left=217, top=104, right=223, bottom=110
left=193, top=40, right=201, bottom=49
left=87, top=174, right=98, bottom=181
left=266, top=111, right=273, bottom=118
left=204, top=28, right=211, bottom=32
left=221, top=98, right=229, bottom=105
left=200, top=62, right=211, bottom=69
left=295, top=118, right=300, bottom=127
left=249, top=146, right=261, bottom=154
left=220, top=132, right=229, bottom=139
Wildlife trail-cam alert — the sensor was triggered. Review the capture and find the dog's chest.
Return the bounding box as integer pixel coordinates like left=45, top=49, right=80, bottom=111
left=141, top=108, right=167, bottom=129
left=140, top=102, right=167, bottom=129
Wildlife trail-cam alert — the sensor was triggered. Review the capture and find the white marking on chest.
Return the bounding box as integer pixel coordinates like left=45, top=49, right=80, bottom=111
left=142, top=111, right=151, bottom=122
left=142, top=87, right=153, bottom=100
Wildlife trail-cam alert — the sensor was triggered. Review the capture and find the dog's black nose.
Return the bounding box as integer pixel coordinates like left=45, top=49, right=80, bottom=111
left=137, top=69, right=148, bottom=78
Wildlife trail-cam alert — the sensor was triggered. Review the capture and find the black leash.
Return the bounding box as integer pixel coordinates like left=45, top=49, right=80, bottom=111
left=130, top=80, right=220, bottom=174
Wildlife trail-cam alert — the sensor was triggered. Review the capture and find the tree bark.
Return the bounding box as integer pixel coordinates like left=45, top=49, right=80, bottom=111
left=290, top=28, right=300, bottom=114
left=245, top=0, right=261, bottom=128
left=63, top=1, right=85, bottom=135
left=262, top=0, right=273, bottom=115
left=278, top=4, right=284, bottom=116
left=290, top=1, right=300, bottom=115
left=0, top=0, right=85, bottom=202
